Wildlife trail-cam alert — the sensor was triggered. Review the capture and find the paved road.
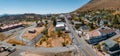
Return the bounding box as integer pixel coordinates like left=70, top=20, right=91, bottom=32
left=0, top=42, right=75, bottom=54
left=26, top=23, right=52, bottom=46
left=64, top=16, right=97, bottom=56
left=16, top=23, right=37, bottom=43
left=26, top=34, right=43, bottom=46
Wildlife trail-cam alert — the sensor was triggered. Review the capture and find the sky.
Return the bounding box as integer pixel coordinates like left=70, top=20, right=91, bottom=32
left=0, top=0, right=90, bottom=14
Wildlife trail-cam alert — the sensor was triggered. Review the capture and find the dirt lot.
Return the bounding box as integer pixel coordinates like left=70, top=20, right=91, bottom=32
left=36, top=25, right=72, bottom=47
left=0, top=51, right=10, bottom=56
left=21, top=21, right=34, bottom=25
left=23, top=26, right=45, bottom=40
left=0, top=33, right=7, bottom=41
left=114, top=37, right=120, bottom=44
left=7, top=38, right=25, bottom=45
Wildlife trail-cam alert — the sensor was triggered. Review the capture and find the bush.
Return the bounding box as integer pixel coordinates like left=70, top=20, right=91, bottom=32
left=42, top=29, right=48, bottom=35
left=57, top=30, right=62, bottom=37
left=95, top=44, right=101, bottom=50
left=62, top=42, right=66, bottom=47
left=53, top=19, right=56, bottom=26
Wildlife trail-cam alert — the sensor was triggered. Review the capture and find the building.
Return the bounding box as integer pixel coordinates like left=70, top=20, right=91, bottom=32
left=59, top=14, right=64, bottom=18
left=55, top=22, right=65, bottom=31
left=104, top=40, right=120, bottom=56
left=72, top=20, right=82, bottom=26
left=72, top=20, right=82, bottom=29
left=66, top=14, right=72, bottom=20
left=0, top=23, right=23, bottom=32
left=36, top=21, right=44, bottom=27
left=80, top=25, right=89, bottom=31
left=56, top=19, right=62, bottom=22
left=86, top=28, right=116, bottom=44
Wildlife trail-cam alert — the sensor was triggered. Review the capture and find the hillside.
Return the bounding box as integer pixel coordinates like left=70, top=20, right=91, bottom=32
left=75, top=0, right=120, bottom=12
left=0, top=14, right=44, bottom=25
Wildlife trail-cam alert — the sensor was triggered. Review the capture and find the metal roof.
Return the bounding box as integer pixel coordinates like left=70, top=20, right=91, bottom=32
left=104, top=39, right=118, bottom=48
left=56, top=22, right=65, bottom=27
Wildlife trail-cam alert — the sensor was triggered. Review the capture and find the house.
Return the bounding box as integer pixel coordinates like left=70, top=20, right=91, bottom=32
left=36, top=21, right=44, bottom=27
left=59, top=14, right=64, bottom=18
left=72, top=20, right=82, bottom=29
left=80, top=25, right=89, bottom=31
left=66, top=14, right=72, bottom=20
left=98, top=19, right=111, bottom=27
left=55, top=22, right=65, bottom=31
left=104, top=40, right=120, bottom=56
left=56, top=19, right=62, bottom=22
left=86, top=27, right=116, bottom=44
left=72, top=20, right=82, bottom=26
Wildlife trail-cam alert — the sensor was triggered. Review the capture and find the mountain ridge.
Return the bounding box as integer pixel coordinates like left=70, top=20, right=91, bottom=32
left=75, top=0, right=120, bottom=12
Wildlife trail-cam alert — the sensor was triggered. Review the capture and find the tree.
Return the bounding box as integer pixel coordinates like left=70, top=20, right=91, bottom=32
left=89, top=22, right=95, bottom=30
left=95, top=44, right=101, bottom=50
left=112, top=15, right=119, bottom=24
left=73, top=17, right=79, bottom=21
left=35, top=18, right=39, bottom=24
left=53, top=18, right=56, bottom=26
left=12, top=44, right=16, bottom=46
left=62, top=42, right=66, bottom=47
left=45, top=20, right=48, bottom=24
left=0, top=23, right=3, bottom=27
left=57, top=30, right=62, bottom=37
left=42, top=29, right=48, bottom=35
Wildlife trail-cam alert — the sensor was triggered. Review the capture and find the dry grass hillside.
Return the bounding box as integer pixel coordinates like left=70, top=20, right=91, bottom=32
left=75, top=0, right=120, bottom=12
left=0, top=33, right=7, bottom=41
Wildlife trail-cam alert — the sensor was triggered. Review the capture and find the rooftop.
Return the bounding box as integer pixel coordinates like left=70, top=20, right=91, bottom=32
left=56, top=19, right=62, bottom=22
left=99, top=29, right=115, bottom=35
left=0, top=23, right=23, bottom=29
left=56, top=22, right=65, bottom=27
left=104, top=39, right=118, bottom=48
left=86, top=27, right=116, bottom=39
left=87, top=30, right=101, bottom=39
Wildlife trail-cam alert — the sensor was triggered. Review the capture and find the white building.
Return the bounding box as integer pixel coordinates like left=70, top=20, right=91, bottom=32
left=55, top=22, right=65, bottom=31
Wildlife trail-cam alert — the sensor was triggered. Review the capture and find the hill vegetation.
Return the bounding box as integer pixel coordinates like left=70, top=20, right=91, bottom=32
left=71, top=0, right=120, bottom=29
left=75, top=0, right=120, bottom=12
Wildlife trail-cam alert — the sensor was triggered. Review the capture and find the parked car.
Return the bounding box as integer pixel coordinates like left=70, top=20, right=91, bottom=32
left=7, top=47, right=16, bottom=53
left=65, top=30, right=71, bottom=33
left=0, top=47, right=7, bottom=52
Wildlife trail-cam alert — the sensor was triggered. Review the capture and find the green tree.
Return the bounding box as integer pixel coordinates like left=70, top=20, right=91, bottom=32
left=45, top=20, right=48, bottom=24
left=62, top=42, right=66, bottom=47
left=57, top=30, right=62, bottom=37
left=89, top=22, right=95, bottom=30
left=73, top=17, right=79, bottom=21
left=95, top=44, right=101, bottom=50
left=53, top=18, right=56, bottom=26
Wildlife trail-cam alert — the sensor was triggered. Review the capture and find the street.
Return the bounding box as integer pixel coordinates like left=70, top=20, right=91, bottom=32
left=64, top=15, right=97, bottom=56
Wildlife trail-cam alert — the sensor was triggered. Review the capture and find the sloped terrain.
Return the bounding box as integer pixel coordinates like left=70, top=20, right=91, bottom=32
left=75, top=0, right=120, bottom=12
